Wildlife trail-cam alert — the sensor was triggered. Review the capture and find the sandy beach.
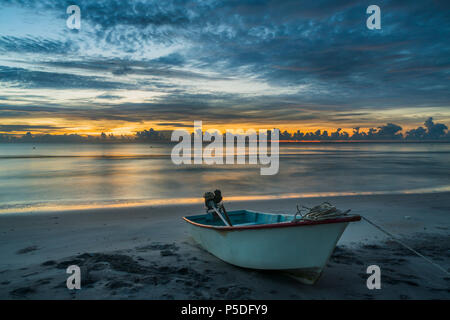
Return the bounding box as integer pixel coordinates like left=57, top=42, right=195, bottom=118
left=0, top=192, right=449, bottom=300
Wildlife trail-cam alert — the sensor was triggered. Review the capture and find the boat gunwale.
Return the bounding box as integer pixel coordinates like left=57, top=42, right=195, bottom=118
left=183, top=213, right=361, bottom=231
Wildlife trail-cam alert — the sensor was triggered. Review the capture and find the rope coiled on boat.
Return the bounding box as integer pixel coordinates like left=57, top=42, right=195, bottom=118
left=294, top=202, right=351, bottom=221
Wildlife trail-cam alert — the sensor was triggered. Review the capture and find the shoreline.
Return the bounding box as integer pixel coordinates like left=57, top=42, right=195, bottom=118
left=0, top=192, right=449, bottom=299
left=1, top=187, right=450, bottom=216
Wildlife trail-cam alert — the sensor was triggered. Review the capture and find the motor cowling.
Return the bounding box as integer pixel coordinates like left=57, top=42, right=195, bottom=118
left=203, top=189, right=223, bottom=210
left=213, top=189, right=223, bottom=204
left=204, top=191, right=215, bottom=210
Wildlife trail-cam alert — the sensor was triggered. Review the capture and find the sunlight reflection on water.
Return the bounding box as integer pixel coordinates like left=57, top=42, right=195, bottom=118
left=0, top=142, right=449, bottom=214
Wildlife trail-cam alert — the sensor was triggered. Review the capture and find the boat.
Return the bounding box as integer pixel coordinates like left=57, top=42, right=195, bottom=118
left=183, top=193, right=361, bottom=284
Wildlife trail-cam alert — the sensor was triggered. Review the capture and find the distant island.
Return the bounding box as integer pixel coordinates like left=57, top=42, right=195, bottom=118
left=0, top=117, right=448, bottom=143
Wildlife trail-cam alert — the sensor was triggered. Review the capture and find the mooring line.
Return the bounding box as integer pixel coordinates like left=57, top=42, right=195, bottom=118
left=362, top=216, right=450, bottom=276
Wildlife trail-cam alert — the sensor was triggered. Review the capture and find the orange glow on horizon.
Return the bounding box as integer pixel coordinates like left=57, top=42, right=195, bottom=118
left=0, top=125, right=359, bottom=137
left=0, top=118, right=430, bottom=137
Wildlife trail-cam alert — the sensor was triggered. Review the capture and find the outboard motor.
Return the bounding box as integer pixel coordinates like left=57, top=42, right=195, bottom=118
left=204, top=189, right=224, bottom=209
left=213, top=189, right=223, bottom=205
left=203, top=189, right=232, bottom=226
left=204, top=191, right=216, bottom=210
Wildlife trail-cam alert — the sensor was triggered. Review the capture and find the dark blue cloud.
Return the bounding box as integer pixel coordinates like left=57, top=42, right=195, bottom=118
left=0, top=36, right=75, bottom=54
left=39, top=59, right=229, bottom=80
left=95, top=94, right=123, bottom=100
left=0, top=125, right=66, bottom=132
left=0, top=66, right=134, bottom=89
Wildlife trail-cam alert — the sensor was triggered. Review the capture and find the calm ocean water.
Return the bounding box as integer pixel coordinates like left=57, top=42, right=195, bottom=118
left=0, top=143, right=449, bottom=213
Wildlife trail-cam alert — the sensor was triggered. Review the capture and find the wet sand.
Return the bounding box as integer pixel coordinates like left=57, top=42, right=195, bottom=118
left=0, top=192, right=449, bottom=299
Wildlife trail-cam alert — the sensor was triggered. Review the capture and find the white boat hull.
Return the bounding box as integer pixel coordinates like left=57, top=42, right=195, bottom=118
left=185, top=210, right=358, bottom=283
left=188, top=221, right=348, bottom=268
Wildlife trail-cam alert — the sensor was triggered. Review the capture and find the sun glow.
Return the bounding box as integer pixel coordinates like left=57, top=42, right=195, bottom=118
left=0, top=119, right=357, bottom=137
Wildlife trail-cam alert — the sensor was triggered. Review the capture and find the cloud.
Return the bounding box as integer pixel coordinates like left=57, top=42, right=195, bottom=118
left=3, top=117, right=448, bottom=142
left=40, top=59, right=230, bottom=80
left=0, top=36, right=75, bottom=54
left=0, top=125, right=65, bottom=132
left=0, top=0, right=448, bottom=130
left=0, top=66, right=135, bottom=90
left=424, top=117, right=448, bottom=139
left=95, top=94, right=123, bottom=100
left=375, top=123, right=403, bottom=139
left=156, top=122, right=195, bottom=128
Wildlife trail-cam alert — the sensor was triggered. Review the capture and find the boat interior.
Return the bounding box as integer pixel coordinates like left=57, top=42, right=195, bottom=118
left=185, top=210, right=294, bottom=227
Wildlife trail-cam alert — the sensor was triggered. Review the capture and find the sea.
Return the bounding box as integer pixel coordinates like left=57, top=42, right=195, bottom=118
left=0, top=142, right=449, bottom=214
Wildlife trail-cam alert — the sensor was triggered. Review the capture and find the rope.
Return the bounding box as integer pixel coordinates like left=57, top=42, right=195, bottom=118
left=295, top=202, right=449, bottom=276
left=361, top=216, right=450, bottom=276
left=295, top=202, right=350, bottom=221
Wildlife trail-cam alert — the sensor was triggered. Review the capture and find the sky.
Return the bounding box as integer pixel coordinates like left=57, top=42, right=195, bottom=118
left=0, top=0, right=449, bottom=136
